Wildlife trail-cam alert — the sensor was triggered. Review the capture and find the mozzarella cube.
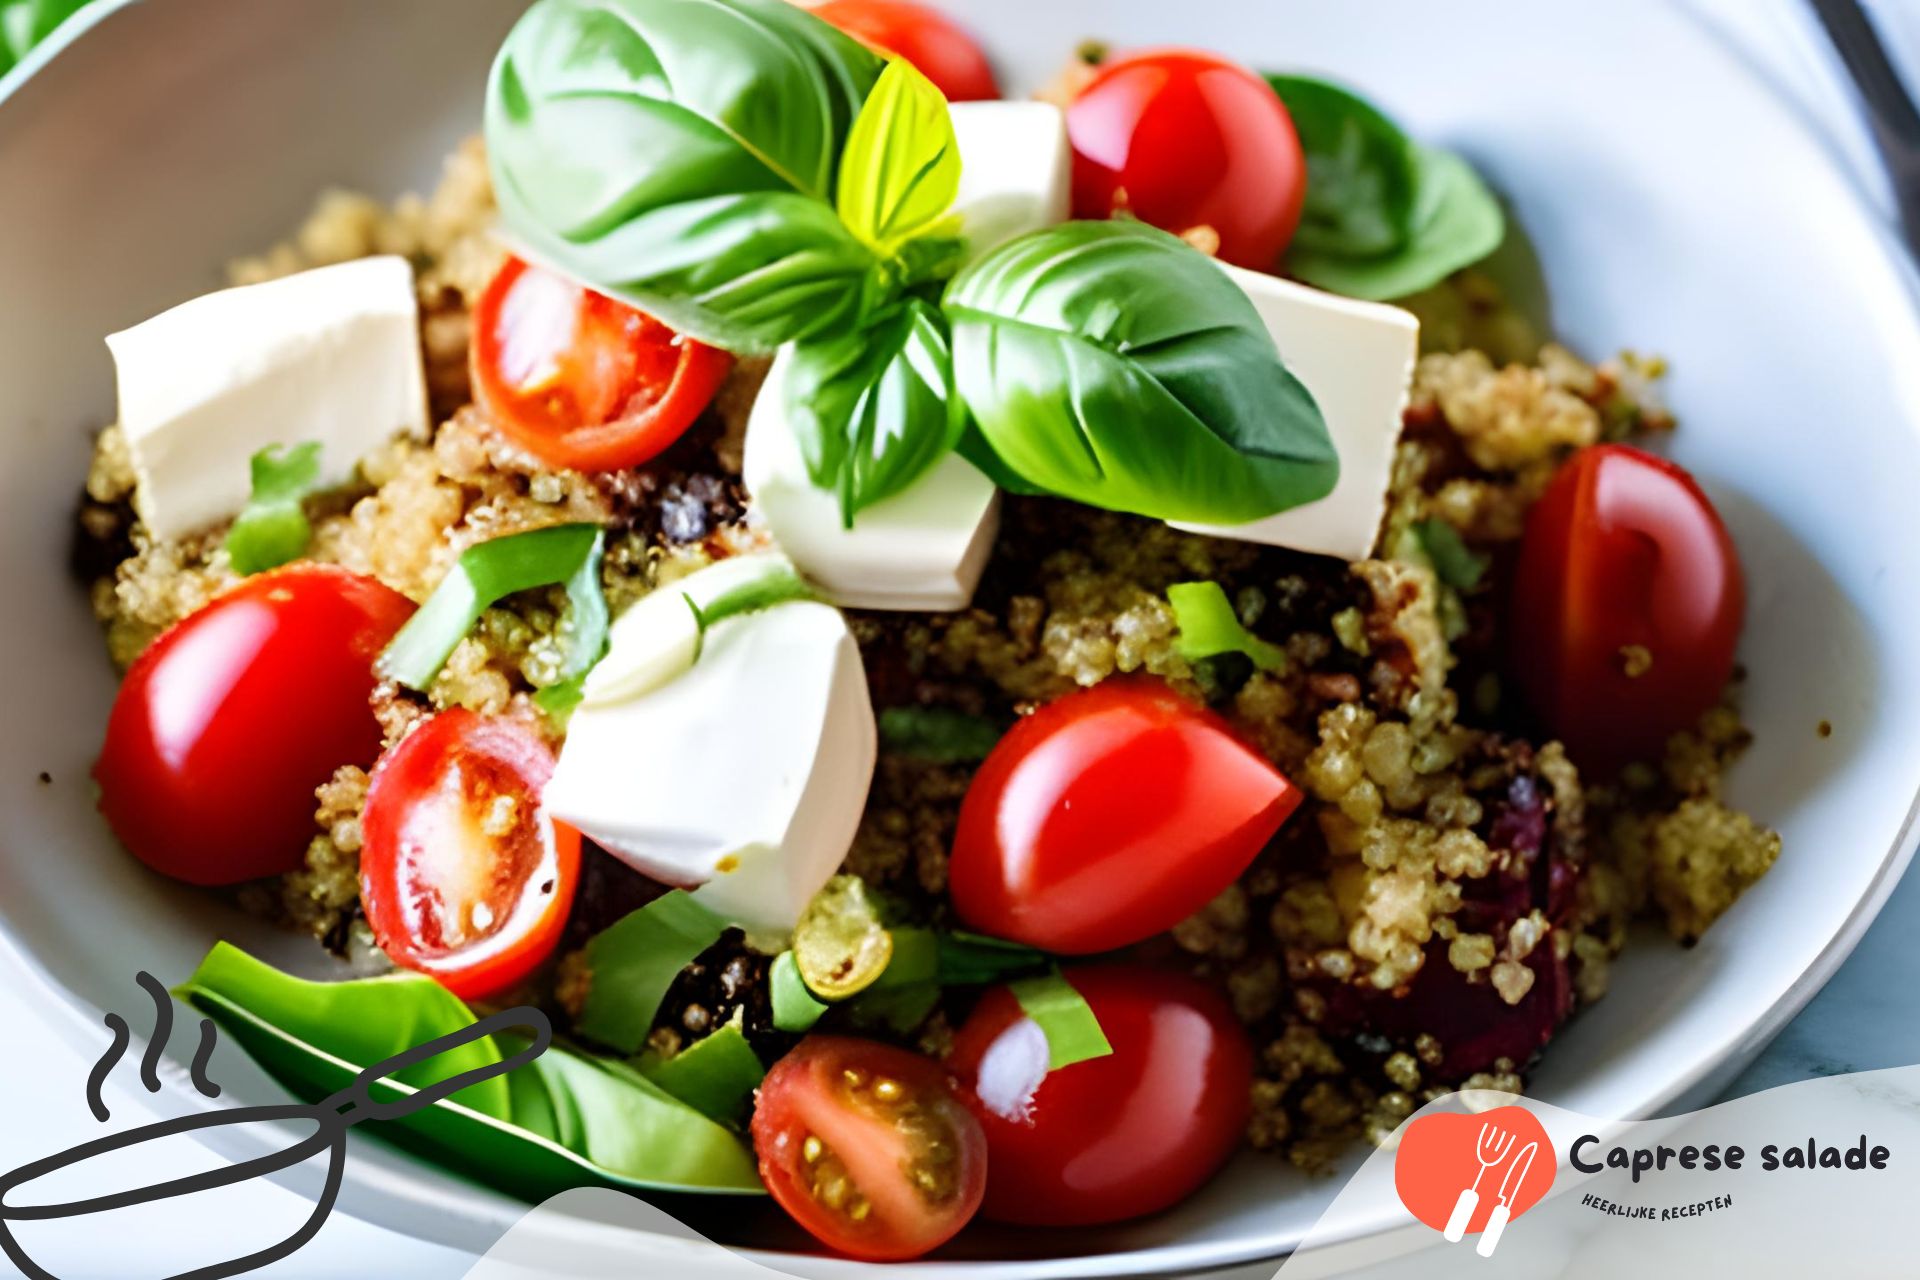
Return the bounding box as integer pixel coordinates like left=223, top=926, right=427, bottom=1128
left=950, top=100, right=1072, bottom=259
left=106, top=256, right=430, bottom=541
left=1173, top=263, right=1420, bottom=561
left=743, top=347, right=1001, bottom=612
left=545, top=599, right=877, bottom=934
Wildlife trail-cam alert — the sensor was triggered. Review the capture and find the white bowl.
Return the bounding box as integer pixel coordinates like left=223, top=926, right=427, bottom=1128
left=4, top=0, right=1920, bottom=1275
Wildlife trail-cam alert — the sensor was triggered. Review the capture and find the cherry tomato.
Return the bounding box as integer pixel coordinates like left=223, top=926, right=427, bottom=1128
left=813, top=0, right=1000, bottom=102
left=95, top=565, right=413, bottom=887
left=752, top=1036, right=987, bottom=1261
left=1067, top=49, right=1306, bottom=270
left=360, top=709, right=580, bottom=1001
left=471, top=256, right=731, bottom=474
left=948, top=679, right=1302, bottom=954
left=1510, top=444, right=1745, bottom=774
left=948, top=966, right=1253, bottom=1226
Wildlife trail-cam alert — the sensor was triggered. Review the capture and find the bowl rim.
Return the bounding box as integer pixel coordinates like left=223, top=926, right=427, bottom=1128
left=6, top=0, right=1920, bottom=1275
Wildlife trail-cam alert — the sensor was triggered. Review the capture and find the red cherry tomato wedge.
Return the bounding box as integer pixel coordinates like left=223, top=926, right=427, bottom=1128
left=1510, top=444, right=1745, bottom=774
left=753, top=1036, right=987, bottom=1261
left=948, top=679, right=1302, bottom=954
left=360, top=709, right=580, bottom=1001
left=949, top=966, right=1253, bottom=1226
left=471, top=256, right=731, bottom=474
left=1067, top=49, right=1306, bottom=269
left=95, top=565, right=414, bottom=887
left=813, top=0, right=1000, bottom=102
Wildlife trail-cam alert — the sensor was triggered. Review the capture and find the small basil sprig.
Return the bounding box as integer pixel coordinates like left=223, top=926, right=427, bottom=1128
left=836, top=57, right=963, bottom=270
left=947, top=220, right=1339, bottom=525
left=226, top=442, right=326, bottom=575
left=1168, top=581, right=1287, bottom=672
left=1270, top=74, right=1504, bottom=301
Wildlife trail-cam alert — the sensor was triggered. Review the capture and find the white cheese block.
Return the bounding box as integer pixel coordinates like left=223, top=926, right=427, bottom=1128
left=545, top=599, right=877, bottom=934
left=950, top=100, right=1072, bottom=259
left=1173, top=263, right=1420, bottom=562
left=106, top=256, right=430, bottom=542
left=743, top=347, right=1001, bottom=612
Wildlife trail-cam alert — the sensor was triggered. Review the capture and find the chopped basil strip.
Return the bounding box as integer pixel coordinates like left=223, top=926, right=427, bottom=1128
left=1009, top=969, right=1113, bottom=1071
left=935, top=931, right=1048, bottom=986
left=844, top=982, right=940, bottom=1036
left=874, top=926, right=940, bottom=990
left=770, top=951, right=830, bottom=1033
left=1169, top=581, right=1287, bottom=673
left=379, top=523, right=607, bottom=691
left=577, top=891, right=729, bottom=1055
left=878, top=706, right=1003, bottom=763
left=226, top=442, right=326, bottom=575
left=1414, top=519, right=1491, bottom=591
left=638, top=1023, right=765, bottom=1125
left=685, top=565, right=817, bottom=663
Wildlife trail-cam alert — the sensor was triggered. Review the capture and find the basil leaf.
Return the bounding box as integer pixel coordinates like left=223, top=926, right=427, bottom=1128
left=935, top=932, right=1046, bottom=986
left=770, top=950, right=829, bottom=1032
left=837, top=56, right=961, bottom=258
left=1168, top=580, right=1287, bottom=672
left=1288, top=146, right=1504, bottom=302
left=1009, top=969, right=1112, bottom=1071
left=379, top=523, right=607, bottom=692
left=638, top=1023, right=764, bottom=1124
left=686, top=562, right=816, bottom=659
left=1414, top=518, right=1491, bottom=591
left=878, top=706, right=1002, bottom=763
left=843, top=981, right=940, bottom=1035
left=225, top=442, right=326, bottom=576
left=578, top=890, right=730, bottom=1054
left=1269, top=74, right=1421, bottom=260
left=178, top=943, right=760, bottom=1198
left=874, top=926, right=940, bottom=990
left=487, top=0, right=886, bottom=353
left=787, top=298, right=962, bottom=525
left=946, top=220, right=1339, bottom=524
left=0, top=0, right=87, bottom=69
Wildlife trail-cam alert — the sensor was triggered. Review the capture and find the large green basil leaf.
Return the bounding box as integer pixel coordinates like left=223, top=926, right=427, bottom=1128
left=177, top=943, right=761, bottom=1199
left=0, top=0, right=89, bottom=72
left=787, top=298, right=962, bottom=524
left=487, top=0, right=887, bottom=352
left=1269, top=74, right=1421, bottom=260
left=837, top=57, right=962, bottom=259
left=945, top=220, right=1338, bottom=524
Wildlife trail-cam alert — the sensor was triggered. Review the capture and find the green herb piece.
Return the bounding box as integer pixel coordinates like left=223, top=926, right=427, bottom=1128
left=0, top=0, right=88, bottom=73
left=532, top=676, right=587, bottom=728
left=1271, top=74, right=1421, bottom=261
left=1009, top=969, right=1113, bottom=1071
left=1168, top=581, right=1287, bottom=673
left=1414, top=519, right=1491, bottom=591
left=486, top=0, right=887, bottom=353
left=685, top=563, right=817, bottom=660
left=178, top=942, right=761, bottom=1199
left=946, top=220, right=1338, bottom=525
left=787, top=299, right=962, bottom=525
left=379, top=523, right=607, bottom=692
left=874, top=926, right=940, bottom=990
left=793, top=875, right=894, bottom=1001
left=843, top=981, right=940, bottom=1035
left=770, top=951, right=830, bottom=1032
left=577, top=891, right=729, bottom=1055
left=935, top=931, right=1047, bottom=986
left=878, top=706, right=1003, bottom=763
left=836, top=56, right=962, bottom=261
left=225, top=442, right=326, bottom=575
left=638, top=1023, right=765, bottom=1125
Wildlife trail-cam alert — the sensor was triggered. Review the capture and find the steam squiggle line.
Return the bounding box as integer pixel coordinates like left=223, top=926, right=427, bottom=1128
left=84, top=1013, right=130, bottom=1124
left=133, top=971, right=170, bottom=1093
left=188, top=1018, right=221, bottom=1099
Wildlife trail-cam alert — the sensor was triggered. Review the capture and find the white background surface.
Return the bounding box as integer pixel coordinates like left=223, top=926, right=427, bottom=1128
left=3, top=2, right=1918, bottom=1278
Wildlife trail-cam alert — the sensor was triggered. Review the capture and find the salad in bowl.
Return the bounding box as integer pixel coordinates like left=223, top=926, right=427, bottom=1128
left=72, top=0, right=1775, bottom=1262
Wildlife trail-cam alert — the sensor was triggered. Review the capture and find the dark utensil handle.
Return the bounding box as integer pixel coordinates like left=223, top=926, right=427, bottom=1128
left=1810, top=0, right=1920, bottom=258
left=324, top=1005, right=553, bottom=1124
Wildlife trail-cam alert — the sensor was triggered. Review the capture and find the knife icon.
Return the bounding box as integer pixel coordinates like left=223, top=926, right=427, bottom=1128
left=1476, top=1139, right=1538, bottom=1258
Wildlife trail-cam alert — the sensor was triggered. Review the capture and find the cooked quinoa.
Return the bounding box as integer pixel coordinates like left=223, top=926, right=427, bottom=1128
left=76, top=145, right=1780, bottom=1173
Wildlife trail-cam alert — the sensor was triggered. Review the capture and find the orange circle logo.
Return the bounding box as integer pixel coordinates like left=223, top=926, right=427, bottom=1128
left=1394, top=1105, right=1555, bottom=1257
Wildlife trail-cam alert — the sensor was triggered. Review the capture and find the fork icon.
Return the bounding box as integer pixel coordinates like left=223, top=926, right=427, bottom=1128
left=1444, top=1123, right=1514, bottom=1242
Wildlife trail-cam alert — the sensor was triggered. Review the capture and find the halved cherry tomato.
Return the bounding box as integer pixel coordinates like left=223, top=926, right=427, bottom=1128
left=813, top=0, right=1000, bottom=102
left=1067, top=49, right=1306, bottom=270
left=360, top=709, right=580, bottom=1001
left=95, top=565, right=414, bottom=887
left=949, top=966, right=1253, bottom=1226
left=948, top=679, right=1301, bottom=954
left=1510, top=444, right=1745, bottom=773
left=752, top=1036, right=987, bottom=1261
left=471, top=256, right=731, bottom=474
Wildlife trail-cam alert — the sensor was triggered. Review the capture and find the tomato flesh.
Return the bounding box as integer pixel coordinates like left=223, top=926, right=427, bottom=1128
left=949, top=966, right=1253, bottom=1226
left=1510, top=444, right=1745, bottom=773
left=95, top=565, right=414, bottom=886
left=471, top=257, right=731, bottom=474
left=360, top=709, right=580, bottom=1001
left=1067, top=49, right=1306, bottom=269
left=752, top=1036, right=987, bottom=1261
left=813, top=0, right=1000, bottom=102
left=948, top=679, right=1302, bottom=954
